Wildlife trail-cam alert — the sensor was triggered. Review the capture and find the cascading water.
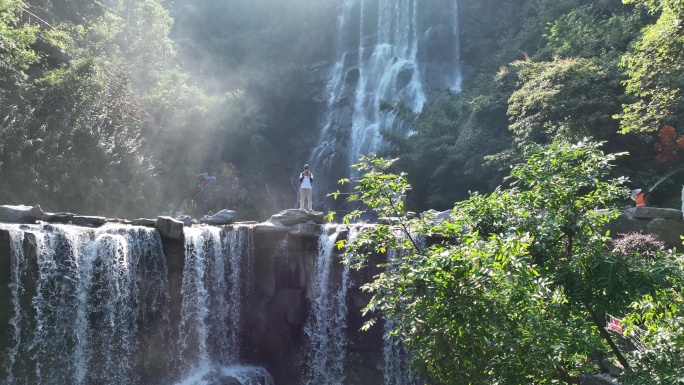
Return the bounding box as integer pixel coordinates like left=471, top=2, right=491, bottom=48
left=2, top=217, right=418, bottom=384
left=0, top=223, right=171, bottom=385
left=175, top=226, right=271, bottom=385
left=382, top=319, right=417, bottom=385
left=312, top=0, right=461, bottom=184
left=382, top=245, right=421, bottom=385
left=0, top=223, right=271, bottom=385
left=303, top=224, right=352, bottom=384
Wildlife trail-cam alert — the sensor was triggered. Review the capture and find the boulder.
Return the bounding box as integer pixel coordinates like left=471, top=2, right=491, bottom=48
left=378, top=217, right=401, bottom=225
left=72, top=215, right=107, bottom=228
left=155, top=216, right=184, bottom=240
left=0, top=205, right=44, bottom=224
left=645, top=218, right=684, bottom=249
left=107, top=218, right=131, bottom=224
left=175, top=215, right=192, bottom=227
left=288, top=223, right=323, bottom=238
left=608, top=209, right=684, bottom=250
left=421, top=209, right=452, bottom=221
left=197, top=368, right=241, bottom=385
left=254, top=222, right=289, bottom=234
left=627, top=207, right=682, bottom=219
left=268, top=209, right=325, bottom=227
left=199, top=209, right=237, bottom=225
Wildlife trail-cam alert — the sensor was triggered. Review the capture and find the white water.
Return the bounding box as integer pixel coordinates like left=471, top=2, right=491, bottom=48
left=382, top=245, right=420, bottom=385
left=175, top=365, right=273, bottom=385
left=313, top=0, right=461, bottom=173
left=176, top=226, right=254, bottom=379
left=303, top=224, right=351, bottom=384
left=1, top=223, right=268, bottom=385
left=1, top=223, right=170, bottom=385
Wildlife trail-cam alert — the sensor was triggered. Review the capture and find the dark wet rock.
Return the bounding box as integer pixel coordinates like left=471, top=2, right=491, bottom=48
left=131, top=218, right=156, bottom=227
left=72, top=215, right=107, bottom=228
left=288, top=223, right=323, bottom=238
left=175, top=215, right=192, bottom=227
left=155, top=216, right=184, bottom=240
left=42, top=212, right=74, bottom=223
left=579, top=373, right=618, bottom=384
left=199, top=368, right=241, bottom=385
left=0, top=205, right=44, bottom=224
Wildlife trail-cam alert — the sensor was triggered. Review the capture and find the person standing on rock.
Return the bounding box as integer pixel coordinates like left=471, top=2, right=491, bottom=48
left=299, top=164, right=314, bottom=211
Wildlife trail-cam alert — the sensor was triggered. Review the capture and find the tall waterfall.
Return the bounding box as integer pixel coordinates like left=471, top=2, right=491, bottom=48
left=312, top=0, right=461, bottom=182
left=1, top=224, right=171, bottom=385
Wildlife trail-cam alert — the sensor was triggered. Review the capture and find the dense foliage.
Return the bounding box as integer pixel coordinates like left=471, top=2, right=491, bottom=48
left=337, top=142, right=684, bottom=384
left=2, top=0, right=683, bottom=217
left=384, top=0, right=684, bottom=212
left=0, top=0, right=336, bottom=218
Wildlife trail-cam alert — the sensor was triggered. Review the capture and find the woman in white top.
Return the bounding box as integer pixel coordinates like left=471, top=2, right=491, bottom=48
left=299, top=164, right=314, bottom=210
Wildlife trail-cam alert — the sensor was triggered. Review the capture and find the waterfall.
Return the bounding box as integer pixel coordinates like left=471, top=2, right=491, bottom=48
left=382, top=320, right=417, bottom=385
left=176, top=226, right=254, bottom=380
left=0, top=223, right=171, bottom=385
left=312, top=0, right=461, bottom=183
left=303, top=224, right=352, bottom=384
left=382, top=233, right=424, bottom=385
left=0, top=223, right=266, bottom=385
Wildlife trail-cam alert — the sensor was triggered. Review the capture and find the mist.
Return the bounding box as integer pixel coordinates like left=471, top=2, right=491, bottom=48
left=3, top=0, right=460, bottom=220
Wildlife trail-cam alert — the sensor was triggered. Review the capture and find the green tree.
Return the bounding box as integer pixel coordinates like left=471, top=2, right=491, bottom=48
left=336, top=141, right=684, bottom=384
left=502, top=58, right=625, bottom=144
left=0, top=0, right=39, bottom=106
left=619, top=0, right=684, bottom=133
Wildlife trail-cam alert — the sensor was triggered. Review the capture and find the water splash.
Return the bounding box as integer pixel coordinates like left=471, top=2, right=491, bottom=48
left=174, top=364, right=274, bottom=385
left=648, top=166, right=684, bottom=192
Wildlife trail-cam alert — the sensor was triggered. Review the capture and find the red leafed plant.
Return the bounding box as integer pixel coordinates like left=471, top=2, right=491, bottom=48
left=653, top=125, right=684, bottom=163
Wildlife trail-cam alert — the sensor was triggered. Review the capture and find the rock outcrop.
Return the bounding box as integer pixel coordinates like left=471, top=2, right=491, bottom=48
left=0, top=205, right=44, bottom=223
left=607, top=207, right=684, bottom=250
left=267, top=209, right=326, bottom=227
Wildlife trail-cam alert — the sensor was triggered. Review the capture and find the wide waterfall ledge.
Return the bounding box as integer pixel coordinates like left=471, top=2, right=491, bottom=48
left=0, top=205, right=419, bottom=385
